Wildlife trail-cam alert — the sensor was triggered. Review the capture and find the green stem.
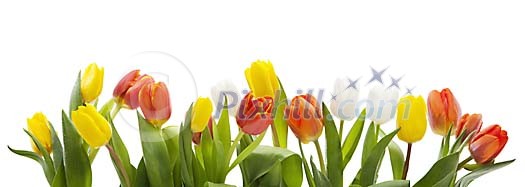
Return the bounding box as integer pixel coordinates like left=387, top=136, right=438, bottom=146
left=402, top=143, right=412, bottom=180
left=106, top=144, right=130, bottom=187
left=339, top=120, right=344, bottom=142
left=299, top=140, right=315, bottom=187
left=457, top=156, right=473, bottom=171
left=88, top=146, right=99, bottom=164
left=314, top=140, right=326, bottom=175
left=111, top=104, right=122, bottom=119
left=226, top=131, right=245, bottom=167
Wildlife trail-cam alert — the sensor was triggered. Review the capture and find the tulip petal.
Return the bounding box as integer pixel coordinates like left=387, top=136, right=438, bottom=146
left=72, top=108, right=107, bottom=147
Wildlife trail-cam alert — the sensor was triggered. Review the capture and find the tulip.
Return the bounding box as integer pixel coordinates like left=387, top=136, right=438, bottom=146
left=456, top=113, right=482, bottom=138
left=139, top=82, right=172, bottom=127
left=113, top=70, right=155, bottom=109
left=81, top=63, right=104, bottom=103
left=244, top=60, right=280, bottom=98
left=427, top=88, right=461, bottom=136
left=192, top=118, right=214, bottom=145
left=191, top=97, right=213, bottom=133
left=330, top=77, right=360, bottom=121
left=286, top=94, right=324, bottom=144
left=396, top=95, right=427, bottom=143
left=211, top=80, right=241, bottom=116
left=27, top=112, right=52, bottom=154
left=469, top=125, right=508, bottom=164
left=236, top=92, right=273, bottom=135
left=367, top=85, right=399, bottom=125
left=71, top=104, right=112, bottom=147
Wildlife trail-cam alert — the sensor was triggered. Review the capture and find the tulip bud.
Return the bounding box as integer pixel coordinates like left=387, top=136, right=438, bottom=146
left=113, top=70, right=156, bottom=109
left=427, top=88, right=461, bottom=136
left=330, top=77, right=360, bottom=121
left=236, top=92, right=273, bottom=135
left=469, top=125, right=508, bottom=164
left=456, top=113, right=482, bottom=138
left=81, top=63, right=104, bottom=103
left=286, top=94, right=323, bottom=144
left=71, top=104, right=112, bottom=147
left=396, top=95, right=428, bottom=143
left=27, top=112, right=52, bottom=154
left=139, top=82, right=172, bottom=127
left=192, top=118, right=214, bottom=145
left=191, top=97, right=213, bottom=133
left=367, top=85, right=399, bottom=125
left=244, top=60, right=280, bottom=98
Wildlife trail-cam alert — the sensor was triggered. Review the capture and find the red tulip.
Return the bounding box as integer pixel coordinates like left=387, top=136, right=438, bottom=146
left=113, top=70, right=155, bottom=109
left=236, top=92, right=273, bottom=135
left=456, top=113, right=482, bottom=138
left=469, top=125, right=508, bottom=164
left=139, top=82, right=171, bottom=127
left=427, top=88, right=462, bottom=136
left=192, top=118, right=214, bottom=145
left=286, top=94, right=323, bottom=144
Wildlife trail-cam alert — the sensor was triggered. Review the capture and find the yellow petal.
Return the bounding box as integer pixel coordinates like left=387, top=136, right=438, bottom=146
left=84, top=104, right=112, bottom=142
left=250, top=61, right=276, bottom=97
left=27, top=112, right=52, bottom=153
left=397, top=95, right=427, bottom=143
left=191, top=97, right=213, bottom=132
left=72, top=105, right=110, bottom=147
left=81, top=63, right=104, bottom=102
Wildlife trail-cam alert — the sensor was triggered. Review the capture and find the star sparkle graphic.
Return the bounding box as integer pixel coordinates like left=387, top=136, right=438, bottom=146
left=367, top=66, right=388, bottom=85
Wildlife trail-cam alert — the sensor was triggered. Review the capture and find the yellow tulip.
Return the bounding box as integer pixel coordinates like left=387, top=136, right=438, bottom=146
left=245, top=60, right=280, bottom=98
left=191, top=97, right=213, bottom=133
left=396, top=95, right=427, bottom=143
left=81, top=63, right=104, bottom=103
left=27, top=112, right=52, bottom=154
left=71, top=104, right=112, bottom=147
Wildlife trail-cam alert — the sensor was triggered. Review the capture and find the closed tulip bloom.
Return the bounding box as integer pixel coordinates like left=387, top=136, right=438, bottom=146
left=245, top=60, right=280, bottom=98
left=27, top=112, right=52, bottom=154
left=456, top=113, right=483, bottom=138
left=330, top=77, right=360, bottom=121
left=427, top=88, right=461, bottom=136
left=236, top=92, right=273, bottom=135
left=81, top=63, right=104, bottom=103
left=396, top=95, right=427, bottom=143
left=192, top=118, right=214, bottom=145
left=469, top=125, right=508, bottom=164
left=191, top=97, right=213, bottom=133
left=367, top=85, right=399, bottom=125
left=139, top=82, right=172, bottom=127
left=71, top=104, right=112, bottom=147
left=286, top=94, right=324, bottom=144
left=113, top=70, right=155, bottom=109
left=211, top=80, right=241, bottom=116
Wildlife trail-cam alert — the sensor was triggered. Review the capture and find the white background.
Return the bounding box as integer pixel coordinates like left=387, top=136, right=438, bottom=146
left=1, top=1, right=524, bottom=186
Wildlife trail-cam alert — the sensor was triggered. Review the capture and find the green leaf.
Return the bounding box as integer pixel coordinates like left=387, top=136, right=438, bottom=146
left=108, top=117, right=136, bottom=187
left=311, top=157, right=332, bottom=187
left=370, top=180, right=410, bottom=187
left=49, top=122, right=64, bottom=172
left=342, top=109, right=366, bottom=168
left=271, top=78, right=288, bottom=148
left=455, top=159, right=515, bottom=187
left=413, top=152, right=460, bottom=187
left=228, top=130, right=267, bottom=172
left=360, top=128, right=400, bottom=186
left=216, top=96, right=231, bottom=154
left=69, top=72, right=83, bottom=114
left=201, top=127, right=219, bottom=182
left=378, top=129, right=405, bottom=180
left=7, top=146, right=44, bottom=166
left=322, top=103, right=343, bottom=187
left=179, top=104, right=207, bottom=186
left=362, top=121, right=377, bottom=167
left=162, top=125, right=180, bottom=186
left=62, top=111, right=92, bottom=187
left=137, top=112, right=174, bottom=187
left=134, top=158, right=150, bottom=187
left=241, top=145, right=302, bottom=186
left=24, top=129, right=55, bottom=184
left=439, top=126, right=453, bottom=159
left=51, top=163, right=66, bottom=187
left=204, top=182, right=236, bottom=187
left=298, top=141, right=315, bottom=187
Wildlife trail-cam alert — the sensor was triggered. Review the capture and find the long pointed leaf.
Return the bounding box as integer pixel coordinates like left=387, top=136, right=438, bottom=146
left=413, top=152, right=459, bottom=187
left=322, top=103, right=343, bottom=187
left=455, top=159, right=515, bottom=187
left=342, top=109, right=366, bottom=168
left=360, top=128, right=400, bottom=186
left=271, top=78, right=288, bottom=148
left=62, top=111, right=92, bottom=187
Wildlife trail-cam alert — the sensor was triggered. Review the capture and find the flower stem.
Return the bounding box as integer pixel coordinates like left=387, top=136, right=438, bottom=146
left=314, top=140, right=326, bottom=175
left=457, top=156, right=473, bottom=171
left=298, top=140, right=315, bottom=187
left=339, top=120, right=344, bottom=142
left=106, top=144, right=130, bottom=187
left=402, top=143, right=412, bottom=180
left=111, top=103, right=122, bottom=119
left=88, top=146, right=99, bottom=163
left=226, top=131, right=245, bottom=167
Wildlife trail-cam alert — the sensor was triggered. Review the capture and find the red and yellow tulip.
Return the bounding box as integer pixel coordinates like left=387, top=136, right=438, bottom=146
left=427, top=88, right=461, bottom=136
left=469, top=124, right=508, bottom=164
left=139, top=82, right=172, bottom=127
left=286, top=94, right=323, bottom=144
left=113, top=70, right=155, bottom=109
left=236, top=92, right=273, bottom=135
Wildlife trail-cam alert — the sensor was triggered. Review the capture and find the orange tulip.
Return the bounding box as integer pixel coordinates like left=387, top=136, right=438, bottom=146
left=236, top=92, right=273, bottom=135
left=139, top=82, right=171, bottom=127
left=286, top=94, right=323, bottom=144
left=427, top=88, right=461, bottom=136
left=469, top=124, right=508, bottom=164
left=113, top=70, right=155, bottom=109
left=192, top=118, right=214, bottom=145
left=456, top=113, right=482, bottom=138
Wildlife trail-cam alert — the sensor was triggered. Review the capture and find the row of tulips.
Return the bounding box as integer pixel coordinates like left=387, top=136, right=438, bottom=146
left=10, top=61, right=513, bottom=187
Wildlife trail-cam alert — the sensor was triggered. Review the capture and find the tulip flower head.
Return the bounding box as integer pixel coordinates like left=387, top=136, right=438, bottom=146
left=191, top=97, right=213, bottom=133
left=286, top=94, right=324, bottom=144
left=456, top=113, right=482, bottom=138
left=211, top=80, right=241, bottom=116
left=71, top=104, right=112, bottom=147
left=245, top=60, right=280, bottom=98
left=396, top=95, right=427, bottom=143
left=330, top=77, right=360, bottom=121
left=427, top=88, right=461, bottom=136
left=113, top=70, right=155, bottom=109
left=236, top=92, right=273, bottom=135
left=469, top=125, right=508, bottom=164
left=139, top=82, right=172, bottom=127
left=27, top=112, right=52, bottom=154
left=367, top=85, right=399, bottom=125
left=81, top=63, right=104, bottom=103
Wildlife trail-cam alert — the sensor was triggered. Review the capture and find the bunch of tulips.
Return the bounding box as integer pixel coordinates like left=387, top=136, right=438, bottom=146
left=9, top=61, right=514, bottom=187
